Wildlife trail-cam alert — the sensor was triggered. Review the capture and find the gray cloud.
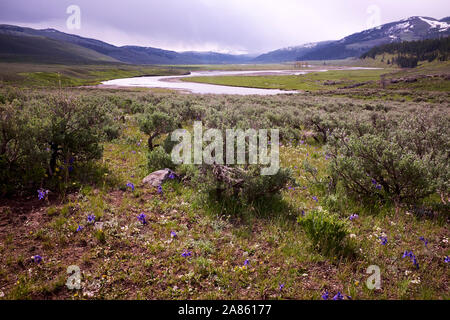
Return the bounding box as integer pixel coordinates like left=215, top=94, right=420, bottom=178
left=0, top=0, right=449, bottom=53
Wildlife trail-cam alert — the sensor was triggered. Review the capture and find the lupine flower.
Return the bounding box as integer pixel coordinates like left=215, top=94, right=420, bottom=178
left=444, top=256, right=449, bottom=263
left=131, top=150, right=136, bottom=154
left=321, top=290, right=329, bottom=300
left=402, top=250, right=419, bottom=269
left=349, top=214, right=359, bottom=221
left=312, top=196, right=318, bottom=202
left=371, top=178, right=382, bottom=190
left=138, top=213, right=147, bottom=225
left=419, top=237, right=428, bottom=248
left=37, top=189, right=49, bottom=200
left=157, top=185, right=163, bottom=194
left=87, top=215, right=96, bottom=223
left=333, top=292, right=344, bottom=300
left=76, top=225, right=83, bottom=232
left=379, top=236, right=388, bottom=245
left=32, top=255, right=42, bottom=263
left=168, top=173, right=175, bottom=180
left=244, top=259, right=249, bottom=266
left=181, top=250, right=192, bottom=258
left=279, top=284, right=285, bottom=291
left=170, top=231, right=177, bottom=238
left=126, top=182, right=135, bottom=191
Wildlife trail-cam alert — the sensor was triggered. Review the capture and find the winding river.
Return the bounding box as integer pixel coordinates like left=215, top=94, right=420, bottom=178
left=101, top=67, right=379, bottom=95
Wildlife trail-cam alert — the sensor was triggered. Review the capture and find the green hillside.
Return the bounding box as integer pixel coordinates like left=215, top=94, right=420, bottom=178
left=0, top=34, right=119, bottom=64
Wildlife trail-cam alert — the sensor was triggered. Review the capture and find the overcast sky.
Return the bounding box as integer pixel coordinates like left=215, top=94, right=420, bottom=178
left=0, top=0, right=449, bottom=54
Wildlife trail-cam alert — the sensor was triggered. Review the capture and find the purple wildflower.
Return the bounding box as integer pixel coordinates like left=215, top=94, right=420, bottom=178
left=279, top=284, right=285, bottom=291
left=76, top=225, right=83, bottom=232
left=87, top=214, right=96, bottom=223
left=181, top=250, right=192, bottom=258
left=402, top=250, right=419, bottom=269
left=138, top=213, right=147, bottom=225
left=168, top=173, right=175, bottom=180
left=157, top=185, right=163, bottom=194
left=244, top=259, right=249, bottom=266
left=333, top=292, right=344, bottom=300
left=170, top=231, right=177, bottom=238
left=32, top=255, right=42, bottom=263
left=349, top=214, right=359, bottom=221
left=444, top=256, right=449, bottom=263
left=419, top=237, right=428, bottom=248
left=379, top=236, right=388, bottom=245
left=37, top=189, right=49, bottom=200
left=126, top=182, right=135, bottom=191
left=321, top=290, right=329, bottom=300
left=312, top=196, right=318, bottom=202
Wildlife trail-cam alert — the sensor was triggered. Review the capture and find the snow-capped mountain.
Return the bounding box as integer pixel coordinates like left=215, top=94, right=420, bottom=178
left=253, top=41, right=334, bottom=63
left=256, top=16, right=450, bottom=62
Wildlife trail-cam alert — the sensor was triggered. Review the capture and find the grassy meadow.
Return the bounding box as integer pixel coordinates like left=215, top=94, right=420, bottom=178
left=0, top=62, right=448, bottom=300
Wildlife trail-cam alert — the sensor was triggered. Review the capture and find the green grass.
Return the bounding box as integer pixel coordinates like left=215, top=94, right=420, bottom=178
left=0, top=63, right=189, bottom=87
left=0, top=93, right=448, bottom=299
left=183, top=69, right=393, bottom=91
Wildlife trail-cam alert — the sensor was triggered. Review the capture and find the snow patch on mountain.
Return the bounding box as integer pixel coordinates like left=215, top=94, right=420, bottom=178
left=419, top=17, right=450, bottom=31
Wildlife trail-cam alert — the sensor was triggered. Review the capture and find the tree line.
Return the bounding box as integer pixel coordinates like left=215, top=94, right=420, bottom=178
left=361, top=36, right=450, bottom=68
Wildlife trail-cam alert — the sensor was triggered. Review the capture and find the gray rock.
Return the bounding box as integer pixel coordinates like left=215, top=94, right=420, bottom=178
left=142, top=169, right=176, bottom=187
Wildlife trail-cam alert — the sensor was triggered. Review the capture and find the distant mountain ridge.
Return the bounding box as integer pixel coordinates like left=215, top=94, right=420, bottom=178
left=0, top=24, right=254, bottom=64
left=0, top=15, right=449, bottom=64
left=298, top=16, right=450, bottom=61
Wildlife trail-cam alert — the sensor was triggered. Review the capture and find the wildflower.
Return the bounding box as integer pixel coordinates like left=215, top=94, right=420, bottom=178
left=279, top=284, right=285, bottom=291
left=131, top=150, right=136, bottom=154
left=170, top=231, right=177, bottom=238
left=312, top=196, right=318, bottom=202
left=87, top=214, right=96, bottom=224
left=126, top=182, right=135, bottom=191
left=168, top=173, right=175, bottom=180
left=321, top=290, right=329, bottom=300
left=371, top=178, right=382, bottom=190
left=444, top=256, right=449, bottom=263
left=379, top=236, right=388, bottom=245
left=402, top=250, right=419, bottom=269
left=76, top=225, right=83, bottom=232
left=419, top=236, right=428, bottom=248
left=349, top=214, right=359, bottom=221
left=32, top=255, right=42, bottom=263
left=138, top=213, right=147, bottom=225
left=333, top=292, right=344, bottom=300
left=68, top=166, right=74, bottom=172
left=181, top=250, right=192, bottom=258
left=244, top=259, right=249, bottom=266
left=37, top=189, right=49, bottom=200
left=157, top=185, right=163, bottom=194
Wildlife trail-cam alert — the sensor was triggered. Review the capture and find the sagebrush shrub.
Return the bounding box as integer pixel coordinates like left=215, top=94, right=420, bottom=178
left=298, top=208, right=350, bottom=256
left=147, top=146, right=175, bottom=172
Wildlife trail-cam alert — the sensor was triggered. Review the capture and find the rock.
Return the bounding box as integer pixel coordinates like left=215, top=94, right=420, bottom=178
left=142, top=169, right=176, bottom=187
